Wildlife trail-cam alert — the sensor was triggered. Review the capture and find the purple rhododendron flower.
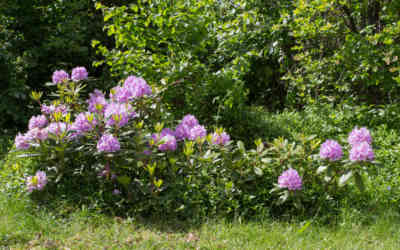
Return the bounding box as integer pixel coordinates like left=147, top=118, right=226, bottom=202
left=71, top=66, right=88, bottom=82
left=15, top=133, right=31, bottom=150
left=41, top=104, right=69, bottom=116
left=97, top=133, right=120, bottom=152
left=175, top=114, right=200, bottom=140
left=189, top=125, right=207, bottom=140
left=349, top=141, right=374, bottom=162
left=113, top=189, right=121, bottom=195
left=278, top=168, right=302, bottom=191
left=319, top=139, right=343, bottom=161
left=87, top=89, right=107, bottom=114
left=47, top=122, right=69, bottom=136
left=52, top=70, right=69, bottom=84
left=104, top=102, right=136, bottom=128
left=348, top=127, right=372, bottom=146
left=152, top=128, right=177, bottom=151
left=123, top=76, right=152, bottom=98
left=28, top=115, right=48, bottom=130
left=158, top=135, right=177, bottom=151
left=25, top=128, right=48, bottom=142
left=211, top=131, right=230, bottom=145
left=110, top=85, right=133, bottom=103
left=181, top=115, right=199, bottom=127
left=27, top=171, right=47, bottom=192
left=71, top=112, right=97, bottom=136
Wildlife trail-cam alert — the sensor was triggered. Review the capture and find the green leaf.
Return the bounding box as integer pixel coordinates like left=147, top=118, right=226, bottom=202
left=317, top=165, right=328, bottom=174
left=237, top=141, right=245, bottom=151
left=338, top=171, right=353, bottom=187
left=254, top=167, right=263, bottom=176
left=354, top=172, right=365, bottom=192
left=117, top=176, right=131, bottom=186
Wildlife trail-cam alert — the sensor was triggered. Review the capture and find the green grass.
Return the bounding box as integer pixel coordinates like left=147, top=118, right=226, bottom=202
left=1, top=193, right=400, bottom=249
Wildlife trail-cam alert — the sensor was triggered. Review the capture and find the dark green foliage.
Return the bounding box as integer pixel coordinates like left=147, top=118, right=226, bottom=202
left=0, top=0, right=117, bottom=129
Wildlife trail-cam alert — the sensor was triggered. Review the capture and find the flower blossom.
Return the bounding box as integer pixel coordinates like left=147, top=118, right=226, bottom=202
left=123, top=75, right=152, bottom=98
left=319, top=139, right=343, bottom=161
left=71, top=66, right=88, bottom=82
left=349, top=141, right=374, bottom=162
left=25, top=128, right=48, bottom=142
left=27, top=171, right=47, bottom=192
left=41, top=104, right=69, bottom=116
left=52, top=70, right=69, bottom=84
left=28, top=115, right=48, bottom=130
left=278, top=168, right=302, bottom=191
left=110, top=85, right=133, bottom=103
left=189, top=125, right=207, bottom=140
left=348, top=127, right=372, bottom=146
left=14, top=133, right=31, bottom=150
left=104, top=102, right=136, bottom=128
left=97, top=133, right=120, bottom=152
left=211, top=131, right=230, bottom=145
left=152, top=128, right=177, bottom=151
left=70, top=112, right=97, bottom=136
left=175, top=114, right=200, bottom=140
left=47, top=122, right=69, bottom=136
left=87, top=89, right=108, bottom=114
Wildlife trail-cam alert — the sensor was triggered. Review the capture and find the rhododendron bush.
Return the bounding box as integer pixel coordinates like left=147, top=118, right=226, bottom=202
left=10, top=68, right=377, bottom=218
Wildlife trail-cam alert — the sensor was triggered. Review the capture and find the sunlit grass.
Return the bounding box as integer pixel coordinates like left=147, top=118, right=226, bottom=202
left=1, top=191, right=400, bottom=249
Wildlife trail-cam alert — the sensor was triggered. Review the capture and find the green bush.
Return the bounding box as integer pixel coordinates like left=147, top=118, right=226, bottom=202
left=275, top=0, right=400, bottom=106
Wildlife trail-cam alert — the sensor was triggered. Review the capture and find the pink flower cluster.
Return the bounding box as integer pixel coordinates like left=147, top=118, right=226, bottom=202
left=52, top=66, right=88, bottom=84
left=319, top=139, right=343, bottom=161
left=26, top=171, right=47, bottom=192
left=278, top=168, right=302, bottom=191
left=175, top=115, right=208, bottom=141
left=211, top=131, right=230, bottom=146
left=152, top=128, right=177, bottom=151
left=14, top=115, right=50, bottom=150
left=348, top=127, right=374, bottom=162
left=71, top=66, right=88, bottom=82
left=110, top=76, right=152, bottom=103
left=97, top=133, right=120, bottom=153
left=319, top=127, right=374, bottom=163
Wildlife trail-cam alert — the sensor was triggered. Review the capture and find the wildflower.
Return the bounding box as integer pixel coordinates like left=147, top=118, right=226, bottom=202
left=113, top=189, right=121, bottom=195
left=71, top=66, right=88, bottom=82
left=87, top=89, right=108, bottom=114
left=52, top=70, right=69, bottom=84
left=123, top=75, right=152, bottom=98
left=26, top=171, right=47, bottom=192
left=348, top=127, right=372, bottom=146
left=319, top=139, right=343, bottom=161
left=278, top=168, right=302, bottom=191
left=349, top=141, right=374, bottom=162
left=189, top=125, right=207, bottom=140
left=28, top=115, right=48, bottom=130
left=14, top=133, right=30, bottom=150
left=211, top=131, right=230, bottom=145
left=97, top=133, right=120, bottom=152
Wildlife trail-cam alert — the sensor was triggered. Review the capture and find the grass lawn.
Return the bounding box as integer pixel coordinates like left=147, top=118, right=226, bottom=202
left=1, top=192, right=400, bottom=249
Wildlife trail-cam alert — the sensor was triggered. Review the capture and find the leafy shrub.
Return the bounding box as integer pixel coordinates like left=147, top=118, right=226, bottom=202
left=5, top=68, right=386, bottom=220
left=275, top=0, right=400, bottom=106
